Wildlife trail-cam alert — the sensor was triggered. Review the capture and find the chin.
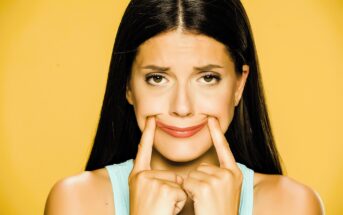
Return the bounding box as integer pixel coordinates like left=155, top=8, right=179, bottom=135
left=153, top=126, right=213, bottom=163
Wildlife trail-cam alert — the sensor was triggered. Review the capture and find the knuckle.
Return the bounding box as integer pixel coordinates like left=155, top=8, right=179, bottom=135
left=136, top=170, right=146, bottom=178
left=208, top=177, right=220, bottom=187
left=188, top=170, right=197, bottom=177
left=159, top=183, right=171, bottom=195
left=221, top=169, right=235, bottom=180
left=236, top=168, right=243, bottom=177
left=224, top=168, right=243, bottom=185
left=236, top=170, right=243, bottom=182
left=135, top=171, right=143, bottom=181
left=135, top=171, right=149, bottom=183
left=231, top=167, right=242, bottom=178
left=150, top=179, right=160, bottom=189
left=199, top=181, right=211, bottom=195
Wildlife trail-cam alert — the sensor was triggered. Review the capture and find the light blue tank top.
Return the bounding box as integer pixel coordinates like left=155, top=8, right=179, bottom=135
left=105, top=159, right=254, bottom=215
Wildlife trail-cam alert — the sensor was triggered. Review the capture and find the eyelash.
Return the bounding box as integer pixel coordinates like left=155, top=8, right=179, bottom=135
left=144, top=73, right=222, bottom=86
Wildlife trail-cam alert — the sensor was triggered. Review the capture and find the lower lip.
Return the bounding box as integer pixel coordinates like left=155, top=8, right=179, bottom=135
left=157, top=123, right=206, bottom=138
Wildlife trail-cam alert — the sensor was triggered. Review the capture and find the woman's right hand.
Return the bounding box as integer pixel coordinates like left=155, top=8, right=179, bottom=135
left=128, top=116, right=187, bottom=215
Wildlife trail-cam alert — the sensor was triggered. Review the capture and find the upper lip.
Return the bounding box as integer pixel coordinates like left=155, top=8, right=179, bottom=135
left=156, top=119, right=207, bottom=131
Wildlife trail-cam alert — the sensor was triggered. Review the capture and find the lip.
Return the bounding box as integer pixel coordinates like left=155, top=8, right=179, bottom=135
left=156, top=120, right=207, bottom=138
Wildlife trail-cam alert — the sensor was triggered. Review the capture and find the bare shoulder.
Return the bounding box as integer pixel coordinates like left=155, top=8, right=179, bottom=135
left=253, top=172, right=325, bottom=215
left=44, top=168, right=114, bottom=215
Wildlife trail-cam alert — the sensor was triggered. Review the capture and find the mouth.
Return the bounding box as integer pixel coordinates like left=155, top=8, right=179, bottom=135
left=156, top=119, right=207, bottom=138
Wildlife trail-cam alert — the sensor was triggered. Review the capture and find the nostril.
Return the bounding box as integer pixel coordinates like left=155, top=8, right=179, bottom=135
left=171, top=111, right=192, bottom=118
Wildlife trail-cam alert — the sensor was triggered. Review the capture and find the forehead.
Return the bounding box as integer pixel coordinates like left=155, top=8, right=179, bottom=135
left=133, top=30, right=234, bottom=66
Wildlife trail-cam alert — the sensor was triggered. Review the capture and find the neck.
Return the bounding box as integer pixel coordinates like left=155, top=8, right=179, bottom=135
left=150, top=146, right=220, bottom=179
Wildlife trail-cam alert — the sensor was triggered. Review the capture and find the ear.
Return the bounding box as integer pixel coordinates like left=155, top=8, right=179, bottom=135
left=234, top=65, right=249, bottom=106
left=126, top=84, right=134, bottom=105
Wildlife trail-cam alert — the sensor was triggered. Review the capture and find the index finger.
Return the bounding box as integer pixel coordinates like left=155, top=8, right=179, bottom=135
left=207, top=116, right=237, bottom=170
left=131, top=116, right=156, bottom=173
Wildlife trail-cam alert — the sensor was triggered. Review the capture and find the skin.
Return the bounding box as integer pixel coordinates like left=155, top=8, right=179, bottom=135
left=126, top=30, right=248, bottom=214
left=129, top=115, right=245, bottom=215
left=44, top=30, right=325, bottom=215
left=126, top=30, right=249, bottom=179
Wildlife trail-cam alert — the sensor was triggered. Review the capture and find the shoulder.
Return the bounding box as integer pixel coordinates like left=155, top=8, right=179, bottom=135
left=44, top=168, right=114, bottom=215
left=253, top=172, right=325, bottom=215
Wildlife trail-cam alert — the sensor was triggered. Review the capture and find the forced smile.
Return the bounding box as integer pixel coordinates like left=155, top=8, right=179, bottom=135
left=156, top=119, right=207, bottom=138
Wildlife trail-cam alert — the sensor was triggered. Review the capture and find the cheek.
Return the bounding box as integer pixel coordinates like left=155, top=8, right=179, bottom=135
left=194, top=86, right=236, bottom=131
left=132, top=82, right=237, bottom=132
left=132, top=94, right=168, bottom=131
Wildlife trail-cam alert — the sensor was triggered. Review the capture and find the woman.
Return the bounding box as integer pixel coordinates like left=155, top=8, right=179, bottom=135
left=44, top=0, right=324, bottom=214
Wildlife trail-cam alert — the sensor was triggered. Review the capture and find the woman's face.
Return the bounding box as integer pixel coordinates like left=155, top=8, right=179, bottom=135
left=126, top=30, right=249, bottom=162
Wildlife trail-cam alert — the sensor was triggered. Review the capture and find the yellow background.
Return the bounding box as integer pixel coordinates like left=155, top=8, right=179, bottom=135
left=1, top=0, right=342, bottom=214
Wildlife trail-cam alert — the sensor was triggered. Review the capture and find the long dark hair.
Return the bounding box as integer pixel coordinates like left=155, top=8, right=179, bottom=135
left=85, top=0, right=284, bottom=175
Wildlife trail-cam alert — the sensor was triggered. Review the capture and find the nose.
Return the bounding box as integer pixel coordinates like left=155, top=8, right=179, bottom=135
left=169, top=83, right=193, bottom=118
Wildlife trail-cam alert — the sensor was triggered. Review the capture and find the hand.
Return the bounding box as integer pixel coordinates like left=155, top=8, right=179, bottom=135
left=128, top=116, right=188, bottom=215
left=181, top=116, right=243, bottom=215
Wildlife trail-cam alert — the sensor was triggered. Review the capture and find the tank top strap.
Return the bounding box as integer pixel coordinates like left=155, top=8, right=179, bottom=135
left=105, top=159, right=133, bottom=215
left=237, top=162, right=254, bottom=215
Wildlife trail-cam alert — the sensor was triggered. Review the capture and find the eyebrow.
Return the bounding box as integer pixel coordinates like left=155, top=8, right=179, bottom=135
left=141, top=64, right=223, bottom=72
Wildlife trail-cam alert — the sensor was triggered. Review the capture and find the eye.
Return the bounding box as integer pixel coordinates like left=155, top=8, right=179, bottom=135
left=145, top=73, right=168, bottom=86
left=198, top=73, right=222, bottom=84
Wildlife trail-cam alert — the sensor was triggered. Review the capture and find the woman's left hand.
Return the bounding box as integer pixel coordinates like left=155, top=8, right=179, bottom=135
left=181, top=116, right=243, bottom=215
